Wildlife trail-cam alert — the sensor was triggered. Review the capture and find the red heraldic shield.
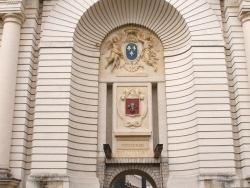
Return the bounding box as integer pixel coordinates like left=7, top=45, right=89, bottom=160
left=125, top=98, right=140, bottom=115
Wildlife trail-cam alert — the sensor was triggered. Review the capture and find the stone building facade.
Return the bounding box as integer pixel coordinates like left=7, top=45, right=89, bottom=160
left=1, top=0, right=250, bottom=187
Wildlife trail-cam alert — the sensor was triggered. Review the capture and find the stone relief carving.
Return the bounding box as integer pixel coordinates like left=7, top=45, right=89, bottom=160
left=117, top=88, right=147, bottom=128
left=101, top=27, right=161, bottom=75
left=103, top=36, right=124, bottom=72
left=138, top=34, right=159, bottom=71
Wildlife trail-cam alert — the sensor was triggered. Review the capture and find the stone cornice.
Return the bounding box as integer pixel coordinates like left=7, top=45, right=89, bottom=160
left=0, top=0, right=25, bottom=20
left=239, top=11, right=250, bottom=23
left=239, top=0, right=250, bottom=23
left=0, top=178, right=21, bottom=188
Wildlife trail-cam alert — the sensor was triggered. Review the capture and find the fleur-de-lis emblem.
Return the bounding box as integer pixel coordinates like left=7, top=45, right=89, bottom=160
left=127, top=102, right=138, bottom=113
left=126, top=43, right=138, bottom=60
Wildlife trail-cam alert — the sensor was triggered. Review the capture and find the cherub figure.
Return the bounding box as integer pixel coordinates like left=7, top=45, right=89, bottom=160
left=137, top=34, right=159, bottom=71
left=103, top=36, right=124, bottom=72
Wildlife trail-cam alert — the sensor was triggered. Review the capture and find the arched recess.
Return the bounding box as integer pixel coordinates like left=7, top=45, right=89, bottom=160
left=41, top=0, right=224, bottom=49
left=32, top=0, right=234, bottom=187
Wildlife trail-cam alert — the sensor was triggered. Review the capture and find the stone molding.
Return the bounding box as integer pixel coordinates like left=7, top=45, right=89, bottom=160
left=239, top=0, right=250, bottom=23
left=0, top=168, right=20, bottom=188
left=225, top=0, right=239, bottom=6
left=199, top=173, right=239, bottom=188
left=239, top=11, right=250, bottom=23
left=105, top=157, right=162, bottom=164
left=0, top=168, right=11, bottom=178
left=27, top=174, right=69, bottom=188
left=199, top=173, right=238, bottom=181
left=0, top=0, right=25, bottom=19
left=24, top=0, right=40, bottom=10
left=2, top=13, right=24, bottom=25
left=0, top=178, right=21, bottom=188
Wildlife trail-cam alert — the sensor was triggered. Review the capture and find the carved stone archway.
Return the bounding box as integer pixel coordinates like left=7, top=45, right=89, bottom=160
left=102, top=158, right=168, bottom=188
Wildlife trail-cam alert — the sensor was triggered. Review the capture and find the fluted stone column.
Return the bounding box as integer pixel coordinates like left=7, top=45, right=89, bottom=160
left=239, top=2, right=250, bottom=185
left=240, top=11, right=250, bottom=88
left=0, top=13, right=24, bottom=186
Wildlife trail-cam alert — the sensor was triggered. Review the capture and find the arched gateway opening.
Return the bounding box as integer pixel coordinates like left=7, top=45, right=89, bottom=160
left=110, top=169, right=157, bottom=188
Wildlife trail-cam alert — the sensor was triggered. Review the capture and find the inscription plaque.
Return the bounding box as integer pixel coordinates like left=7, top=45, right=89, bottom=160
left=117, top=140, right=149, bottom=150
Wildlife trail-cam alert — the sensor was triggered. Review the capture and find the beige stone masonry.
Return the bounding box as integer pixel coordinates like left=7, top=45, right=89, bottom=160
left=0, top=0, right=249, bottom=187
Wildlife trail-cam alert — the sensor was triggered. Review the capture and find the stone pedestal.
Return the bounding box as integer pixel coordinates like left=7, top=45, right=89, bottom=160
left=26, top=174, right=101, bottom=188
left=0, top=179, right=21, bottom=188
left=0, top=169, right=20, bottom=188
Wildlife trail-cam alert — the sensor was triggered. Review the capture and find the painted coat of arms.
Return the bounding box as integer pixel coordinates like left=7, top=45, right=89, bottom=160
left=126, top=43, right=138, bottom=61
left=101, top=27, right=160, bottom=74
left=117, top=88, right=147, bottom=128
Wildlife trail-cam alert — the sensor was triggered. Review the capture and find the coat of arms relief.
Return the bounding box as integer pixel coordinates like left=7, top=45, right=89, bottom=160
left=117, top=88, right=148, bottom=128
left=101, top=27, right=161, bottom=75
